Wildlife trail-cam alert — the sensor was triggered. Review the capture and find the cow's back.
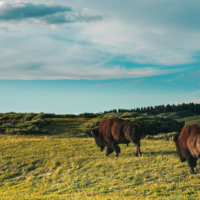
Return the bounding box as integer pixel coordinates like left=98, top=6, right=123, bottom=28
left=179, top=124, right=200, bottom=158
left=99, top=118, right=128, bottom=145
left=185, top=124, right=200, bottom=158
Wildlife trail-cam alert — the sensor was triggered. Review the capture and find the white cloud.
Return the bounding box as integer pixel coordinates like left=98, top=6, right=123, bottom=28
left=0, top=2, right=104, bottom=24
left=0, top=63, right=176, bottom=80
left=1, top=0, right=200, bottom=80
left=93, top=83, right=113, bottom=87
left=174, top=74, right=185, bottom=79
left=81, top=18, right=199, bottom=65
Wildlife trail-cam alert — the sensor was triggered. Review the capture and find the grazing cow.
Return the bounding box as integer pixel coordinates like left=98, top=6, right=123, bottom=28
left=91, top=118, right=142, bottom=157
left=172, top=124, right=200, bottom=173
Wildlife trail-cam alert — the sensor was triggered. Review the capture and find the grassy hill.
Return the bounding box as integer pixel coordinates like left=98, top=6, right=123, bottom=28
left=176, top=115, right=200, bottom=126
left=0, top=111, right=200, bottom=199
left=156, top=110, right=195, bottom=119
left=156, top=110, right=200, bottom=126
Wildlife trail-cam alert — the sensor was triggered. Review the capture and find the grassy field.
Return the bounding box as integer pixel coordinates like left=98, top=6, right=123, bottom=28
left=1, top=115, right=200, bottom=199
left=1, top=134, right=200, bottom=199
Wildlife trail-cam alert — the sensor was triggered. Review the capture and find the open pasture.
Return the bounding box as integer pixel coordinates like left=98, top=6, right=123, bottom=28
left=0, top=134, right=200, bottom=199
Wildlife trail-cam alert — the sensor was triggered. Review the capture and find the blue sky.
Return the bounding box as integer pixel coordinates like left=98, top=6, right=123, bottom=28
left=0, top=0, right=200, bottom=114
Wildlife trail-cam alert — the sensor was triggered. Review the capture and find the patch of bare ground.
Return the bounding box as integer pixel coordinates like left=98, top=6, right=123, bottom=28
left=48, top=127, right=61, bottom=134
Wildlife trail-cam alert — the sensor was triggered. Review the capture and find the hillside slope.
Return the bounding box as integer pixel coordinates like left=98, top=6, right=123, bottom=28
left=156, top=110, right=195, bottom=119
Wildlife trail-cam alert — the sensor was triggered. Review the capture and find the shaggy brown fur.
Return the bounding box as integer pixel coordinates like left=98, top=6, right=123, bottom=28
left=91, top=118, right=142, bottom=157
left=173, top=124, right=200, bottom=173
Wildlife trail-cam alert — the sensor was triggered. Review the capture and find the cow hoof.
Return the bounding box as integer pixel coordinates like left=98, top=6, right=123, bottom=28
left=115, top=154, right=119, bottom=158
left=104, top=154, right=108, bottom=157
left=189, top=170, right=195, bottom=174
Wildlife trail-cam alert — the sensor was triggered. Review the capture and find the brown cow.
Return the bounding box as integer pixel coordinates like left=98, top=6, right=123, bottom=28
left=173, top=124, right=200, bottom=173
left=91, top=118, right=142, bottom=157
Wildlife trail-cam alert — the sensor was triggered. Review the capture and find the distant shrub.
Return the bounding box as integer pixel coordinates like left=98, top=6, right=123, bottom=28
left=95, top=121, right=100, bottom=126
left=0, top=116, right=9, bottom=121
left=2, top=123, right=15, bottom=128
left=42, top=113, right=77, bottom=118
left=145, top=132, right=177, bottom=140
left=120, top=112, right=139, bottom=118
left=77, top=113, right=101, bottom=118
left=133, top=117, right=184, bottom=136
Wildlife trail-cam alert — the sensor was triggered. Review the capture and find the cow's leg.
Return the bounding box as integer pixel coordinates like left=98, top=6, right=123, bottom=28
left=100, top=146, right=105, bottom=152
left=111, top=142, right=121, bottom=157
left=134, top=141, right=142, bottom=156
left=187, top=154, right=198, bottom=174
left=105, top=147, right=114, bottom=156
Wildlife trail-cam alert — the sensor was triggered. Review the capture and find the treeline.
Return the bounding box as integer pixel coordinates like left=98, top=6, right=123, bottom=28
left=0, top=112, right=101, bottom=121
left=103, top=103, right=200, bottom=115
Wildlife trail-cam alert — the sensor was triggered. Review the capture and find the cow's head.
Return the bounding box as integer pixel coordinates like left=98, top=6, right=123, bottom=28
left=172, top=132, right=186, bottom=162
left=91, top=128, right=105, bottom=151
left=91, top=127, right=99, bottom=138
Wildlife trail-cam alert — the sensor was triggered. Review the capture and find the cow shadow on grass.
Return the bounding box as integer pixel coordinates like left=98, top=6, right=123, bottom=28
left=141, top=150, right=177, bottom=156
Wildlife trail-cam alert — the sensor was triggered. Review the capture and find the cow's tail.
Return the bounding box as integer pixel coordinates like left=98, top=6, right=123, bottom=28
left=191, top=137, right=200, bottom=158
left=133, top=123, right=140, bottom=128
left=196, top=137, right=200, bottom=158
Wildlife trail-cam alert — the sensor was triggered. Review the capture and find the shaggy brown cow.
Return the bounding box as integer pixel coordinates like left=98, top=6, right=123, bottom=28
left=173, top=124, right=200, bottom=173
left=91, top=118, right=142, bottom=157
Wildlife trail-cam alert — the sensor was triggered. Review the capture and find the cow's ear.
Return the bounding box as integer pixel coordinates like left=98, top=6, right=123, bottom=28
left=91, top=128, right=99, bottom=137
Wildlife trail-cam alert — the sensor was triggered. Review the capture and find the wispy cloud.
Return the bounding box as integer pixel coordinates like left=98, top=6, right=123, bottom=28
left=185, top=98, right=200, bottom=104
left=165, top=73, right=186, bottom=82
left=0, top=26, right=8, bottom=31
left=93, top=78, right=146, bottom=87
left=120, top=79, right=146, bottom=87
left=186, top=90, right=200, bottom=95
left=189, top=70, right=200, bottom=77
left=0, top=2, right=104, bottom=25
left=93, top=83, right=113, bottom=87
left=174, top=74, right=185, bottom=79
left=0, top=62, right=177, bottom=80
left=0, top=25, right=20, bottom=32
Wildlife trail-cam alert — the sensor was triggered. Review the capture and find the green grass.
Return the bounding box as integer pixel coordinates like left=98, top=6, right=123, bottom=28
left=1, top=134, right=200, bottom=199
